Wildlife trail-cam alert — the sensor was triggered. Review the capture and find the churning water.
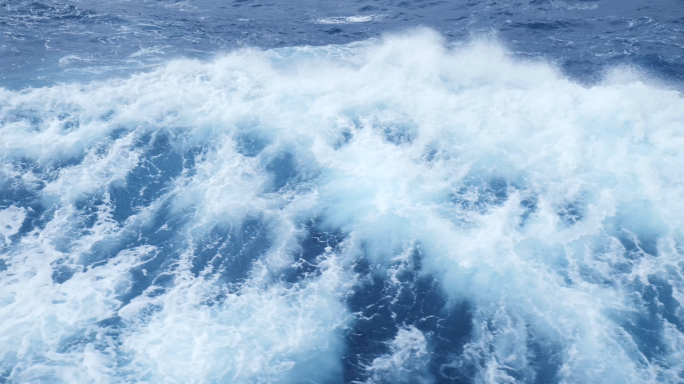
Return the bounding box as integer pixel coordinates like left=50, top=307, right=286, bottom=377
left=2, top=1, right=684, bottom=383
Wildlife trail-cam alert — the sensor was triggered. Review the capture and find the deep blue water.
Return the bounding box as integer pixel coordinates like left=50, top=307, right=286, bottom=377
left=1, top=1, right=684, bottom=383
left=3, top=0, right=684, bottom=88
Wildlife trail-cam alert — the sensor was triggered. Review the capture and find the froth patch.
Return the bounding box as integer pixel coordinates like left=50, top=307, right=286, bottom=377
left=1, top=29, right=684, bottom=383
left=314, top=15, right=383, bottom=25
left=0, top=206, right=26, bottom=245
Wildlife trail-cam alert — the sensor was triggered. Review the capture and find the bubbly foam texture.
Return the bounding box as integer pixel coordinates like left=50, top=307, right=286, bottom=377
left=1, top=29, right=684, bottom=383
left=314, top=15, right=381, bottom=24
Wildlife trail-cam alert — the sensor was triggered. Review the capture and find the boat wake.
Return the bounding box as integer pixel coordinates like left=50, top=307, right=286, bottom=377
left=2, top=29, right=684, bottom=383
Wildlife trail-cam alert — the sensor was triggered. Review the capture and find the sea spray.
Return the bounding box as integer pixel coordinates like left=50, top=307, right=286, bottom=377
left=2, top=29, right=684, bottom=383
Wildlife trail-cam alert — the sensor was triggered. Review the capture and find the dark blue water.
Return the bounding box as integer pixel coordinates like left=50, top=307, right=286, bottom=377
left=2, top=0, right=683, bottom=88
left=2, top=1, right=684, bottom=383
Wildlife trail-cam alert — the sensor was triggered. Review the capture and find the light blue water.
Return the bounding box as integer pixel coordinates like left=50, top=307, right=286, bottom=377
left=1, top=1, right=684, bottom=383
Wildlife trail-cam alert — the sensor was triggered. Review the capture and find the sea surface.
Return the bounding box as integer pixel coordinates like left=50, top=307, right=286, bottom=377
left=2, top=1, right=684, bottom=383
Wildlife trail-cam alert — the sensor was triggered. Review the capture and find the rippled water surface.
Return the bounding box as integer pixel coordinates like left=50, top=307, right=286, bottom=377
left=3, top=0, right=684, bottom=87
left=2, top=1, right=684, bottom=383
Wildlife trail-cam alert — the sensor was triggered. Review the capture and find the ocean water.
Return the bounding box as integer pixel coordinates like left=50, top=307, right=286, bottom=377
left=1, top=1, right=684, bottom=383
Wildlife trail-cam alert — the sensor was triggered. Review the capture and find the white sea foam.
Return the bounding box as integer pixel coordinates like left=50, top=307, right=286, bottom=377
left=314, top=15, right=382, bottom=25
left=365, top=326, right=432, bottom=383
left=1, top=29, right=684, bottom=383
left=58, top=55, right=93, bottom=67
left=0, top=206, right=25, bottom=243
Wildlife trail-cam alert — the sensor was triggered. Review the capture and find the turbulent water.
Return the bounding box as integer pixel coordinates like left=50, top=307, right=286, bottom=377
left=2, top=1, right=684, bottom=384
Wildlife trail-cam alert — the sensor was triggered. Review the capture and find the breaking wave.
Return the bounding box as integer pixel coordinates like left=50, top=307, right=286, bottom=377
left=2, top=29, right=684, bottom=383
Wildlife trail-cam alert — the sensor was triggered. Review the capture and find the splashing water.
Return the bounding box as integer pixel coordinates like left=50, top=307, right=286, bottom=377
left=2, top=29, right=684, bottom=383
